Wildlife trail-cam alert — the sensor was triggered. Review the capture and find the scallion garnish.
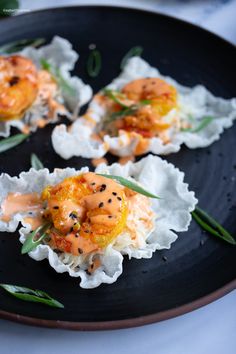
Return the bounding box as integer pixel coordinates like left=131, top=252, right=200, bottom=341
left=30, top=153, right=44, bottom=170
left=97, top=174, right=160, bottom=199
left=0, top=284, right=64, bottom=308
left=21, top=222, right=52, bottom=254
left=120, top=46, right=143, bottom=69
left=0, top=38, right=45, bottom=54
left=40, top=58, right=76, bottom=96
left=181, top=116, right=214, bottom=133
left=87, top=49, right=102, bottom=78
left=108, top=105, right=138, bottom=120
left=0, top=134, right=28, bottom=153
left=192, top=206, right=236, bottom=245
left=103, top=89, right=129, bottom=108
left=103, top=90, right=152, bottom=125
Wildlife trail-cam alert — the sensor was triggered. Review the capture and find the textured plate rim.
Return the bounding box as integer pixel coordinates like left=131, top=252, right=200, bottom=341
left=0, top=5, right=235, bottom=330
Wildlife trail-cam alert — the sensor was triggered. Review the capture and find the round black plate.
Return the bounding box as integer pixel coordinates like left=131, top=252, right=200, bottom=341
left=0, top=6, right=235, bottom=330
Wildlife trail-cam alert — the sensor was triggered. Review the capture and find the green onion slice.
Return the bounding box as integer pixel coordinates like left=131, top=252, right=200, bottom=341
left=30, top=153, right=44, bottom=170
left=192, top=206, right=236, bottom=245
left=40, top=58, right=76, bottom=96
left=0, top=134, right=28, bottom=153
left=97, top=174, right=160, bottom=199
left=87, top=49, right=102, bottom=78
left=120, top=46, right=143, bottom=69
left=181, top=116, right=214, bottom=133
left=21, top=222, right=52, bottom=254
left=0, top=284, right=64, bottom=308
left=103, top=98, right=152, bottom=125
left=0, top=38, right=45, bottom=54
left=103, top=89, right=129, bottom=108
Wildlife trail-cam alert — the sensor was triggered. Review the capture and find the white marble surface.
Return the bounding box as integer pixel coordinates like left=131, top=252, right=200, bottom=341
left=0, top=1, right=236, bottom=353
left=18, top=0, right=236, bottom=44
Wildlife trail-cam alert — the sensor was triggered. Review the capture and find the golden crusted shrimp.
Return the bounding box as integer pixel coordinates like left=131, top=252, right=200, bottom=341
left=112, top=78, right=178, bottom=138
left=41, top=173, right=129, bottom=254
left=0, top=55, right=38, bottom=121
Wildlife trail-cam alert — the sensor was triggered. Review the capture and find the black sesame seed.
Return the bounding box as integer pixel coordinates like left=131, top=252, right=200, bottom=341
left=91, top=182, right=96, bottom=186
left=90, top=263, right=94, bottom=269
left=75, top=234, right=79, bottom=238
left=112, top=192, right=117, bottom=196
left=45, top=236, right=51, bottom=243
left=70, top=227, right=74, bottom=232
left=100, top=184, right=106, bottom=192
left=108, top=215, right=112, bottom=218
left=9, top=76, right=20, bottom=87
left=69, top=212, right=77, bottom=219
left=99, top=202, right=104, bottom=208
left=117, top=197, right=122, bottom=201
left=108, top=198, right=112, bottom=203
left=162, top=256, right=168, bottom=262
left=53, top=206, right=59, bottom=209
left=78, top=248, right=83, bottom=254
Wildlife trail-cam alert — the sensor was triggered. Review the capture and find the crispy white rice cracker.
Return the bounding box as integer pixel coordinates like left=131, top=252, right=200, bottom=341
left=52, top=56, right=236, bottom=159
left=0, top=155, right=197, bottom=288
left=0, top=36, right=92, bottom=137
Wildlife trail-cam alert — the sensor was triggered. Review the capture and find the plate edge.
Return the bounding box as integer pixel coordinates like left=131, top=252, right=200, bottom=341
left=0, top=279, right=235, bottom=330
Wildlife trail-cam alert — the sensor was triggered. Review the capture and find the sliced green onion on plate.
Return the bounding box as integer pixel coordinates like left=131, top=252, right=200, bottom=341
left=30, top=153, right=44, bottom=170
left=0, top=284, right=64, bottom=308
left=0, top=134, right=28, bottom=153
left=87, top=49, right=102, bottom=78
left=192, top=206, right=236, bottom=245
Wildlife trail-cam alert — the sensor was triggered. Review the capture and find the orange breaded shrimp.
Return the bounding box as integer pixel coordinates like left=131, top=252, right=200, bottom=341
left=41, top=173, right=129, bottom=254
left=111, top=78, right=178, bottom=138
left=0, top=55, right=38, bottom=121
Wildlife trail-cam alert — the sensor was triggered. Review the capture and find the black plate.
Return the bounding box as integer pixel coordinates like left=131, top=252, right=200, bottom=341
left=0, top=6, right=235, bottom=330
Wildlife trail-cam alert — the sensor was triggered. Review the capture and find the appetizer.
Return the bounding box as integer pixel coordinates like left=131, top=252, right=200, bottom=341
left=0, top=155, right=197, bottom=288
left=0, top=36, right=92, bottom=137
left=52, top=56, right=236, bottom=159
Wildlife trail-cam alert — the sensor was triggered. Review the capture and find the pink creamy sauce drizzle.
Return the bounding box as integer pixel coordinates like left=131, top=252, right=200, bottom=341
left=1, top=192, right=43, bottom=225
